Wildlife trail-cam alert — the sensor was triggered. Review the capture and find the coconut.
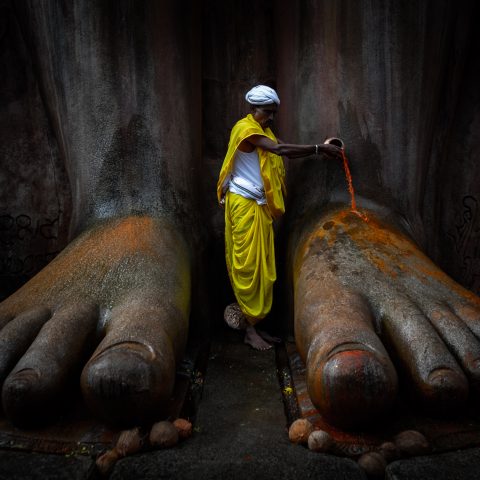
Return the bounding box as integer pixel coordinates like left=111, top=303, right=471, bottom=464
left=96, top=449, right=120, bottom=476
left=149, top=420, right=179, bottom=448
left=378, top=441, right=398, bottom=463
left=307, top=429, right=333, bottom=452
left=394, top=429, right=429, bottom=457
left=288, top=418, right=314, bottom=444
left=115, top=427, right=143, bottom=457
left=173, top=418, right=193, bottom=439
left=357, top=451, right=387, bottom=478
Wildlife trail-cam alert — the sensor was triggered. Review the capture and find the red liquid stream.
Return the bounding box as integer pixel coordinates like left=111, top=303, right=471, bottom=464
left=341, top=150, right=368, bottom=222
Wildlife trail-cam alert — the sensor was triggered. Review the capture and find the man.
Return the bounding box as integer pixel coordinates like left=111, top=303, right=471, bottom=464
left=217, top=85, right=341, bottom=350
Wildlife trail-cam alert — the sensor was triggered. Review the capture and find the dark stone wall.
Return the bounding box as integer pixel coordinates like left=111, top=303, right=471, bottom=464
left=427, top=3, right=480, bottom=294
left=274, top=0, right=474, bottom=231
left=0, top=0, right=71, bottom=301
left=0, top=0, right=478, bottom=304
left=272, top=0, right=480, bottom=295
left=202, top=0, right=276, bottom=240
left=14, top=0, right=202, bottom=239
left=202, top=0, right=277, bottom=315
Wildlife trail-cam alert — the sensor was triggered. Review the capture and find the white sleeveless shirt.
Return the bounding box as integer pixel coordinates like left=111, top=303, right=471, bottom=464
left=228, top=149, right=266, bottom=205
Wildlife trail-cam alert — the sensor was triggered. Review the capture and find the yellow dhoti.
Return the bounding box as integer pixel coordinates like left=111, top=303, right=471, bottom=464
left=225, top=191, right=276, bottom=324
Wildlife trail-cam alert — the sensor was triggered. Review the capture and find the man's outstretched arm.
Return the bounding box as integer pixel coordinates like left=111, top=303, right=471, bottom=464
left=247, top=135, right=342, bottom=160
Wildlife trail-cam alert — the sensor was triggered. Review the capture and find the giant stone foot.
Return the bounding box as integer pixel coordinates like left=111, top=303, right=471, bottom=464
left=0, top=216, right=190, bottom=427
left=293, top=206, right=480, bottom=430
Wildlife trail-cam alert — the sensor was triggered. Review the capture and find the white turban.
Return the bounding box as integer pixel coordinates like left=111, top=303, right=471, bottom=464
left=245, top=85, right=280, bottom=105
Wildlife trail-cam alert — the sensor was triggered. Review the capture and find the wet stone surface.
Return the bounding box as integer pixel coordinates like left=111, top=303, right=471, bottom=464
left=386, top=447, right=480, bottom=480
left=1, top=327, right=480, bottom=479
left=0, top=449, right=95, bottom=480
left=111, top=327, right=364, bottom=479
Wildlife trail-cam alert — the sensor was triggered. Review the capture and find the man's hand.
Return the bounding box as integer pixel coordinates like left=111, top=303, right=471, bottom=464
left=319, top=143, right=343, bottom=161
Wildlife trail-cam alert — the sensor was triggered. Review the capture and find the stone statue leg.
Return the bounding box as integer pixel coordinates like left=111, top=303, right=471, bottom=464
left=0, top=1, right=201, bottom=427
left=293, top=206, right=480, bottom=429
left=272, top=0, right=480, bottom=430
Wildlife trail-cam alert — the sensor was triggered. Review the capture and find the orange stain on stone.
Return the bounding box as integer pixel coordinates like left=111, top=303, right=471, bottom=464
left=291, top=154, right=480, bottom=308
left=2, top=216, right=168, bottom=314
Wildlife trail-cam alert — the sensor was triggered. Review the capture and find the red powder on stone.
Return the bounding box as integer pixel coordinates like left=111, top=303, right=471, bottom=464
left=341, top=149, right=368, bottom=222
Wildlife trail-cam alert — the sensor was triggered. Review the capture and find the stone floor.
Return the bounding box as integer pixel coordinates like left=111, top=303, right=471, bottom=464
left=1, top=326, right=480, bottom=479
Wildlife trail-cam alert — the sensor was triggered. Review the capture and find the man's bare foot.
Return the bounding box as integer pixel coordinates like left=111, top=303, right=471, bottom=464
left=0, top=216, right=190, bottom=427
left=244, top=325, right=273, bottom=351
left=293, top=206, right=480, bottom=429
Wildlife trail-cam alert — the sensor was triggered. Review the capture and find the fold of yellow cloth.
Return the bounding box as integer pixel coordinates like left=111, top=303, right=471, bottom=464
left=224, top=192, right=276, bottom=323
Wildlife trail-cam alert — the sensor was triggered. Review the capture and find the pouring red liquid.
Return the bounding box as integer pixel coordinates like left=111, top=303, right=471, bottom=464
left=324, top=138, right=368, bottom=222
